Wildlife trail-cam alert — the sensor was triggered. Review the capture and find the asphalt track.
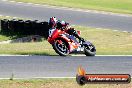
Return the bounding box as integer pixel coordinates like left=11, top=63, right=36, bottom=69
left=0, top=0, right=132, bottom=31
left=0, top=1, right=132, bottom=78
left=0, top=56, right=132, bottom=78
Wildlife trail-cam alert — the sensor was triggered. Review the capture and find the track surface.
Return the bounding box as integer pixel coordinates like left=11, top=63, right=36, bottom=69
left=0, top=0, right=132, bottom=31
left=0, top=56, right=132, bottom=78
left=0, top=1, right=132, bottom=78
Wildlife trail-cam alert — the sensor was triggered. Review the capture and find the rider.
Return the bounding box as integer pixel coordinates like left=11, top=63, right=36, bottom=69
left=48, top=17, right=84, bottom=41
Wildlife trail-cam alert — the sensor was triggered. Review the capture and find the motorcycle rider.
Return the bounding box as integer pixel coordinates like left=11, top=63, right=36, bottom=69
left=48, top=17, right=84, bottom=41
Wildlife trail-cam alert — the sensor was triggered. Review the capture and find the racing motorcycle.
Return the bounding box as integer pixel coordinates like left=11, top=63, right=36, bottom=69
left=47, top=28, right=96, bottom=56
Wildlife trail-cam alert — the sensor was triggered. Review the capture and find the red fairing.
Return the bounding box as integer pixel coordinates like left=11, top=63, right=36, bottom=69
left=48, top=28, right=80, bottom=52
left=48, top=29, right=65, bottom=44
left=77, top=31, right=81, bottom=36
left=47, top=27, right=96, bottom=56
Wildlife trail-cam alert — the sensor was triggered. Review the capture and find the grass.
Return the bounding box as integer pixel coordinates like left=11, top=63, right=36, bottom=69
left=0, top=30, right=28, bottom=42
left=0, top=16, right=14, bottom=20
left=0, top=79, right=131, bottom=88
left=0, top=26, right=132, bottom=55
left=14, top=0, right=132, bottom=14
left=0, top=35, right=11, bottom=42
left=0, top=42, right=57, bottom=55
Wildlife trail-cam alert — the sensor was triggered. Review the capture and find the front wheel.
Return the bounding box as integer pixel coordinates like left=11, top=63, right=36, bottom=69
left=53, top=39, right=69, bottom=56
left=84, top=43, right=96, bottom=56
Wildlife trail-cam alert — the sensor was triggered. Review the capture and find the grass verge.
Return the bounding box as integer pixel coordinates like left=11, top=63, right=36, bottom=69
left=14, top=0, right=132, bottom=14
left=0, top=26, right=132, bottom=55
left=0, top=79, right=131, bottom=88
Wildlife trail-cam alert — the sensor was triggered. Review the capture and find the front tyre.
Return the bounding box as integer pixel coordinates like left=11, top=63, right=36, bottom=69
left=53, top=39, right=69, bottom=56
left=84, top=43, right=96, bottom=56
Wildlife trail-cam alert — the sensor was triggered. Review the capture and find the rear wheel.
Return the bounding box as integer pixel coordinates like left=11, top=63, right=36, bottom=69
left=53, top=39, right=69, bottom=56
left=84, top=43, right=96, bottom=56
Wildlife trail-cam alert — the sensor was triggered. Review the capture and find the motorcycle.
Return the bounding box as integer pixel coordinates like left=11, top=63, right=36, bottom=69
left=47, top=28, right=96, bottom=56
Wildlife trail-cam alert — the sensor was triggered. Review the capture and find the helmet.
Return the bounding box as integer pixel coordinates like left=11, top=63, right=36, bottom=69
left=61, top=20, right=69, bottom=26
left=49, top=17, right=57, bottom=28
left=61, top=21, right=66, bottom=26
left=57, top=20, right=69, bottom=29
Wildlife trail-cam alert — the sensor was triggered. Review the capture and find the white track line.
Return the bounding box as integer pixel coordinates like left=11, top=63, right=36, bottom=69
left=72, top=55, right=132, bottom=56
left=0, top=77, right=132, bottom=79
left=9, top=1, right=15, bottom=3
left=96, top=55, right=132, bottom=56
left=0, top=14, right=18, bottom=19
left=113, top=30, right=119, bottom=31
left=17, top=2, right=23, bottom=4
left=33, top=77, right=76, bottom=79
left=123, top=31, right=128, bottom=33
left=34, top=4, right=41, bottom=6
left=1, top=54, right=132, bottom=56
left=96, top=28, right=103, bottom=30
left=5, top=16, right=10, bottom=18
left=12, top=16, right=18, bottom=18
left=6, top=0, right=132, bottom=17
left=27, top=3, right=33, bottom=5
left=0, top=55, right=30, bottom=56
left=2, top=0, right=8, bottom=1
left=0, top=77, right=75, bottom=79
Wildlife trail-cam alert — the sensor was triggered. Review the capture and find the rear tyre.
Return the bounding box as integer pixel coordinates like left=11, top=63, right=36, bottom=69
left=84, top=43, right=96, bottom=56
left=53, top=39, right=69, bottom=56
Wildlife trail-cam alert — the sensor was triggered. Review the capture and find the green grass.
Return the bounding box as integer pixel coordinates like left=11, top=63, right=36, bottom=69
left=0, top=16, right=14, bottom=20
left=0, top=35, right=11, bottom=42
left=0, top=42, right=57, bottom=55
left=0, top=26, right=132, bottom=55
left=0, top=79, right=131, bottom=88
left=14, top=0, right=132, bottom=14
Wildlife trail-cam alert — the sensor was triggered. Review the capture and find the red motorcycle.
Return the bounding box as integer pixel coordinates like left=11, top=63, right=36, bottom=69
left=47, top=28, right=96, bottom=56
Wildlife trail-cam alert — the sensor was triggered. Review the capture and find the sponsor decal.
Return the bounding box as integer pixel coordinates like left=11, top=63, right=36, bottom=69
left=76, top=67, right=131, bottom=85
